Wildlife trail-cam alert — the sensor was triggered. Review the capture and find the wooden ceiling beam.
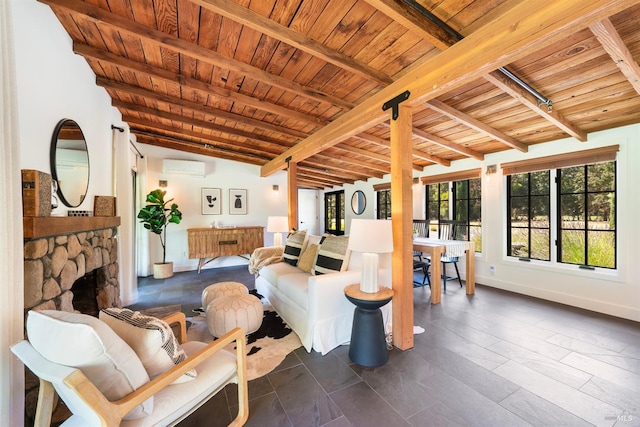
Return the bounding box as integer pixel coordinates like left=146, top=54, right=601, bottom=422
left=366, top=0, right=586, bottom=144
left=361, top=0, right=458, bottom=51
left=299, top=160, right=379, bottom=180
left=590, top=18, right=640, bottom=96
left=483, top=71, right=587, bottom=141
left=113, top=99, right=293, bottom=148
left=297, top=171, right=345, bottom=186
left=261, top=0, right=632, bottom=176
left=356, top=133, right=451, bottom=166
left=411, top=127, right=484, bottom=160
left=337, top=142, right=423, bottom=171
left=74, top=43, right=326, bottom=127
left=124, top=116, right=284, bottom=158
left=322, top=150, right=391, bottom=174
left=425, top=99, right=524, bottom=153
left=98, top=77, right=308, bottom=140
left=191, top=0, right=393, bottom=86
left=135, top=134, right=267, bottom=165
left=41, top=0, right=353, bottom=109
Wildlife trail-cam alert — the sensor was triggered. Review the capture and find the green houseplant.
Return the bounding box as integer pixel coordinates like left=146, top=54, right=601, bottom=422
left=138, top=189, right=183, bottom=278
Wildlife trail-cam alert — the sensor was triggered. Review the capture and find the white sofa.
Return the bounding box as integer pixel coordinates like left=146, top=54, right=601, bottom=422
left=253, top=234, right=391, bottom=355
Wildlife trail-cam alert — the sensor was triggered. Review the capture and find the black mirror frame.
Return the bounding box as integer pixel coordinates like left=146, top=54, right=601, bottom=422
left=50, top=118, right=90, bottom=208
left=351, top=190, right=366, bottom=215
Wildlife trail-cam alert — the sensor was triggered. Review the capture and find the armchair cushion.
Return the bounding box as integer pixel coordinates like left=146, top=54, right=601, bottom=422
left=99, top=308, right=197, bottom=384
left=26, top=310, right=153, bottom=420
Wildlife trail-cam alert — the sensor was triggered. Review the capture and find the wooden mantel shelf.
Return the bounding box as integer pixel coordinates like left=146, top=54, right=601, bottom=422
left=23, top=216, right=121, bottom=239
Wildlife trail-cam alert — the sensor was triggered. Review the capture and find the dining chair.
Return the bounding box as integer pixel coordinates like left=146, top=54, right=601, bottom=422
left=412, top=219, right=431, bottom=287
left=438, top=219, right=466, bottom=290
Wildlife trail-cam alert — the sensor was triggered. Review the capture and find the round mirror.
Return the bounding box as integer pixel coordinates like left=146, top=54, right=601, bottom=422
left=351, top=190, right=366, bottom=215
left=50, top=119, right=89, bottom=207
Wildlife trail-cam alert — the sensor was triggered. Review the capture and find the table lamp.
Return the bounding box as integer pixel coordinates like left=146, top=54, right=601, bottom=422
left=266, top=216, right=289, bottom=246
left=348, top=219, right=393, bottom=293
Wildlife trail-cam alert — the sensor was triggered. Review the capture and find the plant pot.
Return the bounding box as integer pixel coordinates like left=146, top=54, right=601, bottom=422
left=153, top=262, right=174, bottom=279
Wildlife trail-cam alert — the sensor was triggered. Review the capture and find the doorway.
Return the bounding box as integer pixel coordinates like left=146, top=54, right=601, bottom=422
left=298, top=188, right=319, bottom=234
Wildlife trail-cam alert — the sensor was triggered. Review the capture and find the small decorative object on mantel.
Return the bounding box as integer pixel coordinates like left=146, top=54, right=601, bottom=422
left=21, top=169, right=52, bottom=217
left=67, top=210, right=93, bottom=217
left=94, top=195, right=117, bottom=217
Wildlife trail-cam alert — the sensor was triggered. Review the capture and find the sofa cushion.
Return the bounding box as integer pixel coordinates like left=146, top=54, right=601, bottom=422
left=296, top=243, right=319, bottom=273
left=312, top=234, right=351, bottom=275
left=283, top=230, right=307, bottom=265
left=277, top=273, right=311, bottom=310
left=99, top=308, right=197, bottom=384
left=27, top=310, right=153, bottom=420
left=260, top=261, right=304, bottom=288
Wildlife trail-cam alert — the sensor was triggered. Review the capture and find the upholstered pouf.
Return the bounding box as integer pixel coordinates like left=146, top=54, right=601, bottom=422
left=201, top=281, right=248, bottom=309
left=205, top=294, right=263, bottom=338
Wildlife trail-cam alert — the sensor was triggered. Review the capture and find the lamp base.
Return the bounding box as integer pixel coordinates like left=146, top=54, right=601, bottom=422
left=273, top=232, right=283, bottom=246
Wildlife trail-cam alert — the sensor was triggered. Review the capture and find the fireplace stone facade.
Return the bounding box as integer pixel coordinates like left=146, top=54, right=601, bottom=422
left=23, top=227, right=121, bottom=313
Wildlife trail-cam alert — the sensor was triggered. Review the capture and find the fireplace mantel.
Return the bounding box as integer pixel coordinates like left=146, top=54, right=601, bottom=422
left=23, top=216, right=121, bottom=239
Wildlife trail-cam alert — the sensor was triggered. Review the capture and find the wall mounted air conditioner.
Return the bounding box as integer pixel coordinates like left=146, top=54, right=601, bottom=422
left=162, top=159, right=205, bottom=177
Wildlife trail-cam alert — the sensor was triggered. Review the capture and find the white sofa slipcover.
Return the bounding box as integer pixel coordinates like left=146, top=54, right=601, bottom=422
left=253, top=234, right=391, bottom=355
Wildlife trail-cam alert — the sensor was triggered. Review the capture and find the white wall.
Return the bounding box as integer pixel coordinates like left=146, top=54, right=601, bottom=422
left=137, top=144, right=288, bottom=274
left=5, top=1, right=132, bottom=423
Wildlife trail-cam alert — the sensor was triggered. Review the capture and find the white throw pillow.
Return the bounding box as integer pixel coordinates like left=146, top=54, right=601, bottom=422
left=100, top=308, right=197, bottom=384
left=26, top=310, right=153, bottom=420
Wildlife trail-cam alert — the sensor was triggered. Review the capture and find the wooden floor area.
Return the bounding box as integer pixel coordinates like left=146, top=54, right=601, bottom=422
left=129, top=266, right=640, bottom=427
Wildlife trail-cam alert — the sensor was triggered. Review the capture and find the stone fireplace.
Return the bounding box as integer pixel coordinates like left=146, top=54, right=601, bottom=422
left=22, top=216, right=121, bottom=425
left=23, top=216, right=121, bottom=314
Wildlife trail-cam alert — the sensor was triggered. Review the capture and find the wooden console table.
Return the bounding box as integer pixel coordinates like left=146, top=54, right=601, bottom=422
left=188, top=226, right=264, bottom=273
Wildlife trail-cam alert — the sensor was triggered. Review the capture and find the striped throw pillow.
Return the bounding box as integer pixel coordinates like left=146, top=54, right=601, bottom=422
left=312, top=234, right=350, bottom=275
left=100, top=308, right=197, bottom=383
left=283, top=229, right=307, bottom=266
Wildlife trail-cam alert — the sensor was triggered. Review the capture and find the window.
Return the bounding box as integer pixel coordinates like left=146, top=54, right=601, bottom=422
left=557, top=162, right=616, bottom=268
left=453, top=179, right=482, bottom=252
left=507, top=171, right=551, bottom=260
left=503, top=146, right=618, bottom=269
left=324, top=190, right=345, bottom=235
left=377, top=189, right=391, bottom=219
left=425, top=177, right=482, bottom=252
left=426, top=182, right=449, bottom=229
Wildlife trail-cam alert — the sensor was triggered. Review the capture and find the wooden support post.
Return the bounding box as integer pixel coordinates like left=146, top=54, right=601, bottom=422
left=390, top=104, right=414, bottom=351
left=287, top=161, right=298, bottom=229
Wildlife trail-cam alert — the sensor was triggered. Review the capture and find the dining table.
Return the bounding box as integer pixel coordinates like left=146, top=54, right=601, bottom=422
left=412, top=237, right=476, bottom=304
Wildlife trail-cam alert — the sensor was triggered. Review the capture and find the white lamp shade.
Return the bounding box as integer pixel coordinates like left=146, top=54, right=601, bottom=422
left=347, top=219, right=393, bottom=253
left=266, top=216, right=289, bottom=233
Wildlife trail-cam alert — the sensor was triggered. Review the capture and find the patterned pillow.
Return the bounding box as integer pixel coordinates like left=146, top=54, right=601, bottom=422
left=283, top=229, right=307, bottom=266
left=312, top=234, right=350, bottom=275
left=100, top=308, right=197, bottom=384
left=297, top=243, right=319, bottom=273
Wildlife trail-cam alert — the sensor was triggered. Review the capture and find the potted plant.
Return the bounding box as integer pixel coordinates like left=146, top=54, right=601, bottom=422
left=138, top=189, right=183, bottom=279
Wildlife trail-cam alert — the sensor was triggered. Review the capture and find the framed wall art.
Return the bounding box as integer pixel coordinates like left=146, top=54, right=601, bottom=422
left=229, top=188, right=247, bottom=215
left=201, top=188, right=221, bottom=215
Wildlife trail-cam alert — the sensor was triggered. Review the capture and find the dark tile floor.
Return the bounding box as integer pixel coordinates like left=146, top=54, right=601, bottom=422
left=128, top=266, right=640, bottom=427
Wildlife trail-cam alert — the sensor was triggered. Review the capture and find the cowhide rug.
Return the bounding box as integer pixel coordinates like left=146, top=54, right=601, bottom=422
left=186, top=296, right=301, bottom=381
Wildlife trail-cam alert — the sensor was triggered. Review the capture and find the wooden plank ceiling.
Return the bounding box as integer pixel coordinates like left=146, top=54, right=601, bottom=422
left=40, top=0, right=640, bottom=189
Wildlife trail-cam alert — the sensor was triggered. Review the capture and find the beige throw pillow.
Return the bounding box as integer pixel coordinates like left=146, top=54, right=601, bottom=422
left=297, top=243, right=319, bottom=273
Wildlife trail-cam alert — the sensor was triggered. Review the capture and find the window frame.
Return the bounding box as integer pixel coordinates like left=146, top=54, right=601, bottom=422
left=556, top=161, right=617, bottom=269
left=324, top=190, right=345, bottom=235
left=376, top=189, right=391, bottom=220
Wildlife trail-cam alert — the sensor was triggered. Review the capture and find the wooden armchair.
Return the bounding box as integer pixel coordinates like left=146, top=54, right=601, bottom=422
left=12, top=311, right=248, bottom=427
